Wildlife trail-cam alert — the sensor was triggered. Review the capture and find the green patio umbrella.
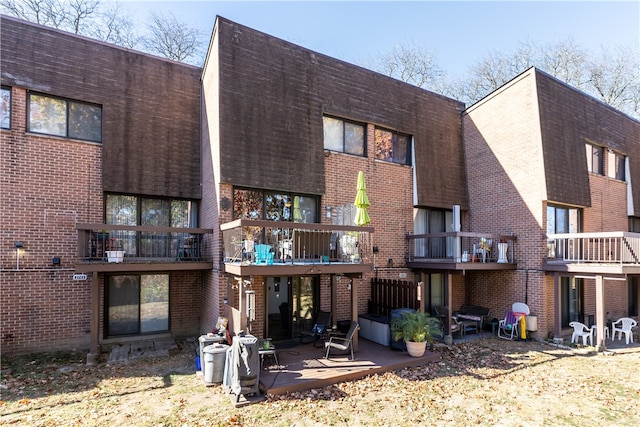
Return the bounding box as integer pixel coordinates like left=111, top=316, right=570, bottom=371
left=354, top=171, right=371, bottom=226
left=293, top=196, right=302, bottom=222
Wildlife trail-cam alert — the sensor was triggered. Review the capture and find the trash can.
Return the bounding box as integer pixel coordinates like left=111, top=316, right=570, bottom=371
left=203, top=343, right=229, bottom=384
left=390, top=308, right=416, bottom=351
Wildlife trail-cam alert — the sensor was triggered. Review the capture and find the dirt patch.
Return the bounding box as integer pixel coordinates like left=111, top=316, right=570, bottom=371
left=1, top=338, right=639, bottom=426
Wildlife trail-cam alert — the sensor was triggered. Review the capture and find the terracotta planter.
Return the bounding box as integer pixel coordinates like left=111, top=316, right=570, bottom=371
left=405, top=340, right=426, bottom=357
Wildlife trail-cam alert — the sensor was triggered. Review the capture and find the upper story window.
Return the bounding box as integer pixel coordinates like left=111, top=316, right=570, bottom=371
left=28, top=92, right=102, bottom=142
left=375, top=127, right=412, bottom=165
left=585, top=143, right=603, bottom=175
left=323, top=116, right=365, bottom=156
left=105, top=194, right=198, bottom=227
left=233, top=188, right=318, bottom=223
left=607, top=149, right=626, bottom=181
left=1, top=87, right=10, bottom=129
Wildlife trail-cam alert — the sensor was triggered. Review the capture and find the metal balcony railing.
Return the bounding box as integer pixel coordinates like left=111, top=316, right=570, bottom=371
left=546, top=232, right=640, bottom=264
left=77, top=224, right=213, bottom=262
left=406, top=232, right=517, bottom=264
left=221, top=219, right=374, bottom=265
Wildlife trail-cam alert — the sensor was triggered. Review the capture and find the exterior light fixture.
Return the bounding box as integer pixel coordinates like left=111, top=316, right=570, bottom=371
left=325, top=205, right=332, bottom=218
left=14, top=241, right=24, bottom=270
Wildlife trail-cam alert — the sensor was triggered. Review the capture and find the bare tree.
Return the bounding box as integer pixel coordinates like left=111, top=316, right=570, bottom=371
left=361, top=40, right=443, bottom=90
left=142, top=11, right=204, bottom=65
left=372, top=38, right=638, bottom=119
left=1, top=0, right=204, bottom=65
left=90, top=1, right=140, bottom=49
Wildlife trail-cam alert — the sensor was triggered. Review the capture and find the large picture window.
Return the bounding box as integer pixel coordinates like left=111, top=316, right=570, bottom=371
left=323, top=116, right=365, bottom=156
left=1, top=86, right=10, bottom=129
left=28, top=92, right=102, bottom=142
left=105, top=194, right=199, bottom=257
left=233, top=188, right=318, bottom=223
left=375, top=127, right=411, bottom=165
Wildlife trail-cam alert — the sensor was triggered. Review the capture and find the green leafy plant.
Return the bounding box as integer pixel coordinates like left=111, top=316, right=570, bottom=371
left=391, top=311, right=440, bottom=343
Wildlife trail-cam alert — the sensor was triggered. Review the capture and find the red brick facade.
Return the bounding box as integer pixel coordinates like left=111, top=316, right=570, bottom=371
left=2, top=16, right=639, bottom=355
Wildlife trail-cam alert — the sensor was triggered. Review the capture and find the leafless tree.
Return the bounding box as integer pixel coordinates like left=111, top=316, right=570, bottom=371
left=370, top=38, right=639, bottom=119
left=141, top=11, right=204, bottom=65
left=1, top=0, right=203, bottom=65
left=361, top=40, right=443, bottom=90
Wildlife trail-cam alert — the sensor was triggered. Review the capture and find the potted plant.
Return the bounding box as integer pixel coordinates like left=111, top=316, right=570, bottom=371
left=390, top=311, right=440, bottom=357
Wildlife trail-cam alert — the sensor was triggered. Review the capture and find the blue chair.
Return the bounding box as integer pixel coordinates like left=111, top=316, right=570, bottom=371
left=254, top=244, right=273, bottom=265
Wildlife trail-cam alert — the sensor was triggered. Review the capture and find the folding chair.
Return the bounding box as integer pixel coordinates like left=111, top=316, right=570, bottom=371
left=498, top=310, right=519, bottom=340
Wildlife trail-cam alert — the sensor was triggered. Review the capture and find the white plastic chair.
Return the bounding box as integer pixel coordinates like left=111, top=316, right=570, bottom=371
left=569, top=321, right=594, bottom=346
left=611, top=317, right=638, bottom=344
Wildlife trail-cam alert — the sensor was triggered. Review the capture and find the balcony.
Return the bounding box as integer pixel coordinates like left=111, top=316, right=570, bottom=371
left=221, top=219, right=374, bottom=276
left=406, top=232, right=517, bottom=271
left=76, top=224, right=214, bottom=272
left=544, top=232, right=640, bottom=275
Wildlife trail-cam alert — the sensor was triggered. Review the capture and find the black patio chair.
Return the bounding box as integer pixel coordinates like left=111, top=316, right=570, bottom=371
left=300, top=310, right=332, bottom=345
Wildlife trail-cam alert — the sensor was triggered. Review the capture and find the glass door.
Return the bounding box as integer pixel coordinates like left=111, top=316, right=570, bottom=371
left=107, top=274, right=169, bottom=337
left=291, top=276, right=319, bottom=340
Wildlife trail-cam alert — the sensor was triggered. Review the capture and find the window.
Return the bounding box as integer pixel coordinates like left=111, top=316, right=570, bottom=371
left=414, top=208, right=454, bottom=258
left=28, top=92, right=102, bottom=142
left=607, top=149, right=626, bottom=181
left=1, top=86, right=10, bottom=129
left=105, top=194, right=199, bottom=257
left=233, top=188, right=318, bottom=223
left=106, top=274, right=169, bottom=337
left=585, top=143, right=603, bottom=175
left=561, top=277, right=583, bottom=328
left=547, top=204, right=581, bottom=259
left=425, top=273, right=445, bottom=315
left=375, top=127, right=411, bottom=165
left=323, top=116, right=365, bottom=156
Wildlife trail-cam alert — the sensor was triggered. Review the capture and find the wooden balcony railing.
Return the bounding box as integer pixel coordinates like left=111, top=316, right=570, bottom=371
left=406, top=232, right=517, bottom=264
left=77, top=224, right=213, bottom=262
left=221, top=219, right=374, bottom=265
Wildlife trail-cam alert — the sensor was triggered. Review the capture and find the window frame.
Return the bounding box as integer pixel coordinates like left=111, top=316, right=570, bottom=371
left=105, top=273, right=170, bottom=337
left=322, top=115, right=366, bottom=157
left=561, top=276, right=584, bottom=328
left=1, top=86, right=11, bottom=129
left=27, top=91, right=103, bottom=143
left=585, top=142, right=603, bottom=175
left=233, top=187, right=319, bottom=223
left=607, top=149, right=626, bottom=181
left=374, top=126, right=412, bottom=166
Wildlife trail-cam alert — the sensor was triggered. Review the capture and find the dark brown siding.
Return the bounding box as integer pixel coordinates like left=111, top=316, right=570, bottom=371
left=536, top=70, right=640, bottom=210
left=0, top=15, right=202, bottom=199
left=213, top=17, right=467, bottom=207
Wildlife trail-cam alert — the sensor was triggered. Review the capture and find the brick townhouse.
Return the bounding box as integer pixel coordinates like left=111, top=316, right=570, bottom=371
left=1, top=15, right=638, bottom=359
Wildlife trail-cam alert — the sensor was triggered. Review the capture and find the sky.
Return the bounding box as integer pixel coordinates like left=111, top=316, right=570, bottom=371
left=122, top=0, right=640, bottom=77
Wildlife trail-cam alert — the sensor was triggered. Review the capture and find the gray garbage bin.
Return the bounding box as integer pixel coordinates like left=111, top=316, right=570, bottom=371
left=203, top=344, right=229, bottom=384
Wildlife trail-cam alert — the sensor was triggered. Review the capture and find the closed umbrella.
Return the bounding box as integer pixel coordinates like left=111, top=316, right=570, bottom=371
left=354, top=171, right=370, bottom=226
left=293, top=196, right=302, bottom=222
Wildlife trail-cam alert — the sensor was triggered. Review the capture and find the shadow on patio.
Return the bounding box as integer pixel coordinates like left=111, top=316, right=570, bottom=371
left=259, top=338, right=439, bottom=395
